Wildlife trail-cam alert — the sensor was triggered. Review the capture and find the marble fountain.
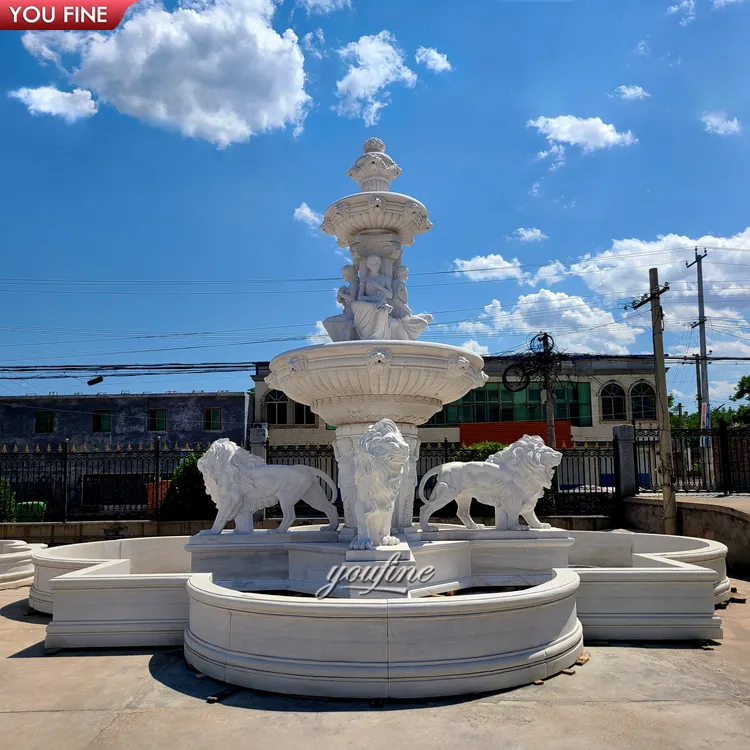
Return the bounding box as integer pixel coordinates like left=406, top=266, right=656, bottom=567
left=25, top=139, right=728, bottom=699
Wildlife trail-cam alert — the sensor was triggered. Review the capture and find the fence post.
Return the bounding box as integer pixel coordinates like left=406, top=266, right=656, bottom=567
left=612, top=425, right=636, bottom=520
left=62, top=438, right=69, bottom=524
left=443, top=437, right=449, bottom=464
left=718, top=420, right=732, bottom=496
left=154, top=435, right=161, bottom=521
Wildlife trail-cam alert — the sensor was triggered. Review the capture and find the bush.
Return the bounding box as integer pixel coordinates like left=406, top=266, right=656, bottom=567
left=0, top=478, right=16, bottom=522
left=159, top=451, right=215, bottom=521
left=14, top=502, right=46, bottom=522
left=448, top=441, right=506, bottom=464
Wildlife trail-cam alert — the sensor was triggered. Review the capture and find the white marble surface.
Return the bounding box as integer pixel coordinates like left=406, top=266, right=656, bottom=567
left=0, top=539, right=47, bottom=590
left=184, top=569, right=583, bottom=698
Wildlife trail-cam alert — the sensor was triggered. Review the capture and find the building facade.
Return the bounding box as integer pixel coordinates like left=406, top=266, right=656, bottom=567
left=252, top=354, right=658, bottom=447
left=0, top=391, right=252, bottom=450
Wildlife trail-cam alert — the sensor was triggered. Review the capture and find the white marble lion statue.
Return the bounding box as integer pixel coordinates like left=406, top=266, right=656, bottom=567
left=351, top=419, right=411, bottom=550
left=418, top=435, right=562, bottom=532
left=197, top=439, right=339, bottom=535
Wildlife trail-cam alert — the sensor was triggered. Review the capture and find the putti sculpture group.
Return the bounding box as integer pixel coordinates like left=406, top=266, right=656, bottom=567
left=197, top=137, right=561, bottom=550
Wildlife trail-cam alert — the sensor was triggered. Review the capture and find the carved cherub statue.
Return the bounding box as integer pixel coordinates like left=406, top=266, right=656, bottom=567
left=336, top=265, right=359, bottom=312
left=323, top=265, right=359, bottom=342
left=391, top=265, right=412, bottom=318
left=358, top=255, right=393, bottom=310
left=351, top=255, right=394, bottom=339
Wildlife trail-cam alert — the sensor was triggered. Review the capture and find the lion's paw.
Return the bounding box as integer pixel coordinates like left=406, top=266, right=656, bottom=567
left=420, top=524, right=439, bottom=533
left=349, top=537, right=373, bottom=551
left=382, top=535, right=400, bottom=546
left=539, top=522, right=552, bottom=529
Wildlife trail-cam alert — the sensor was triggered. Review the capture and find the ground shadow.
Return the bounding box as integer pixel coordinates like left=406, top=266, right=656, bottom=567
left=147, top=650, right=495, bottom=712
left=0, top=597, right=50, bottom=625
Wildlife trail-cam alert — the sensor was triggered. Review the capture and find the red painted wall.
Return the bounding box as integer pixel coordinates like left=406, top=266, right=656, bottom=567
left=459, top=421, right=573, bottom=448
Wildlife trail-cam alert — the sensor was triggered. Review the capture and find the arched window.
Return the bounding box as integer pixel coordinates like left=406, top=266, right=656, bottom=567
left=265, top=390, right=288, bottom=425
left=294, top=402, right=316, bottom=426
left=631, top=382, right=656, bottom=420
left=601, top=383, right=626, bottom=421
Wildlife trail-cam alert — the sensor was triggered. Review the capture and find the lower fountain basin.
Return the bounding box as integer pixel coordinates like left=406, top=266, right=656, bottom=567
left=183, top=569, right=583, bottom=699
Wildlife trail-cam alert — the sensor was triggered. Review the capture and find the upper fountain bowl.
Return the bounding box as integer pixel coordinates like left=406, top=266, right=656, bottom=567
left=320, top=193, right=432, bottom=248
left=266, top=340, right=487, bottom=426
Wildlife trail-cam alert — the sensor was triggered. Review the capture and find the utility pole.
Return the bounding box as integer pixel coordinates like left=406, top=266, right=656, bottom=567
left=678, top=403, right=683, bottom=428
left=541, top=332, right=556, bottom=449
left=687, top=249, right=710, bottom=428
left=627, top=269, right=676, bottom=535
left=695, top=353, right=702, bottom=419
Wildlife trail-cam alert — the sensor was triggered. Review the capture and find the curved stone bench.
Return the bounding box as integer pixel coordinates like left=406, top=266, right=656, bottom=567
left=624, top=531, right=731, bottom=605
left=0, top=539, right=47, bottom=590
left=30, top=537, right=191, bottom=614
left=569, top=530, right=726, bottom=641
left=184, top=569, right=584, bottom=699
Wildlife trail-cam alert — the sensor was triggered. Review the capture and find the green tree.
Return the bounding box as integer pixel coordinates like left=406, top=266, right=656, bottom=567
left=448, top=441, right=506, bottom=463
left=159, top=451, right=215, bottom=521
left=0, top=477, right=16, bottom=523
left=731, top=375, right=750, bottom=403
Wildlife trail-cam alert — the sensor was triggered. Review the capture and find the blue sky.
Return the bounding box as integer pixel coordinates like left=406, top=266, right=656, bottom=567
left=1, top=0, right=749, bottom=411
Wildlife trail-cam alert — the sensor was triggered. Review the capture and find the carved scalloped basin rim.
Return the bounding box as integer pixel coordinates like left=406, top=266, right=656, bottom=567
left=267, top=341, right=487, bottom=426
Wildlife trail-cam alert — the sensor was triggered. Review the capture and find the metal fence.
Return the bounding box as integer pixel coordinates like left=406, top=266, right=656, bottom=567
left=635, top=424, right=750, bottom=494
left=0, top=438, right=202, bottom=522
left=0, top=436, right=622, bottom=524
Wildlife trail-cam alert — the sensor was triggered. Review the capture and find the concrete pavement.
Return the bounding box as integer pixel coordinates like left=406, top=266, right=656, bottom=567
left=1, top=582, right=750, bottom=750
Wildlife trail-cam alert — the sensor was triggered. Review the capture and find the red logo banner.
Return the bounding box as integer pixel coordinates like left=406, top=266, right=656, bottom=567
left=0, top=0, right=140, bottom=30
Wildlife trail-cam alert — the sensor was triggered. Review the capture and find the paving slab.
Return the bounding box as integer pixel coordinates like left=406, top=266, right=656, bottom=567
left=1, top=581, right=749, bottom=750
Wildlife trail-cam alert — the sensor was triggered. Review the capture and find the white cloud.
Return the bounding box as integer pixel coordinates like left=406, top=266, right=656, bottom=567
left=568, top=228, right=750, bottom=322
left=415, top=46, right=452, bottom=73
left=461, top=339, right=490, bottom=356
left=611, top=85, right=650, bottom=100
left=635, top=39, right=650, bottom=55
left=456, top=290, right=644, bottom=355
left=335, top=30, right=416, bottom=126
left=530, top=260, right=567, bottom=287
left=513, top=227, right=548, bottom=243
left=453, top=253, right=528, bottom=282
left=18, top=1, right=310, bottom=147
left=302, top=28, right=326, bottom=59
left=536, top=142, right=566, bottom=171
left=529, top=182, right=542, bottom=198
left=712, top=0, right=743, bottom=8
left=528, top=116, right=637, bottom=160
left=8, top=85, right=97, bottom=122
left=667, top=1, right=696, bottom=25
left=701, top=111, right=742, bottom=136
left=298, top=0, right=350, bottom=13
left=293, top=202, right=323, bottom=229
left=309, top=321, right=332, bottom=344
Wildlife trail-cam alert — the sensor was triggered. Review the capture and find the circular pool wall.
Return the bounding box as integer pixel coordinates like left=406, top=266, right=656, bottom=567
left=184, top=569, right=584, bottom=699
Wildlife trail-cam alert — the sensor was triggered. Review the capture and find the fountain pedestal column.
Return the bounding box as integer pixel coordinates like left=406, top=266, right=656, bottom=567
left=334, top=423, right=420, bottom=541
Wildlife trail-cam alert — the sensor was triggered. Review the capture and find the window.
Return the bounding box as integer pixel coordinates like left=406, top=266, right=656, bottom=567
left=601, top=384, right=626, bottom=421
left=34, top=410, right=54, bottom=434
left=204, top=408, right=222, bottom=431
left=426, top=381, right=592, bottom=427
left=294, top=402, right=316, bottom=426
left=265, top=390, right=288, bottom=425
left=631, top=383, right=656, bottom=420
left=148, top=408, right=167, bottom=431
left=92, top=409, right=112, bottom=432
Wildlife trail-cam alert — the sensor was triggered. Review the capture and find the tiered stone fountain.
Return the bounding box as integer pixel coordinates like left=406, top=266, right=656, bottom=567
left=27, top=139, right=726, bottom=702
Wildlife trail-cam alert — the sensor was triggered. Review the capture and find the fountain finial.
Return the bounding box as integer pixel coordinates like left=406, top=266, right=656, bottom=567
left=363, top=137, right=386, bottom=154
left=347, top=138, right=401, bottom=192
